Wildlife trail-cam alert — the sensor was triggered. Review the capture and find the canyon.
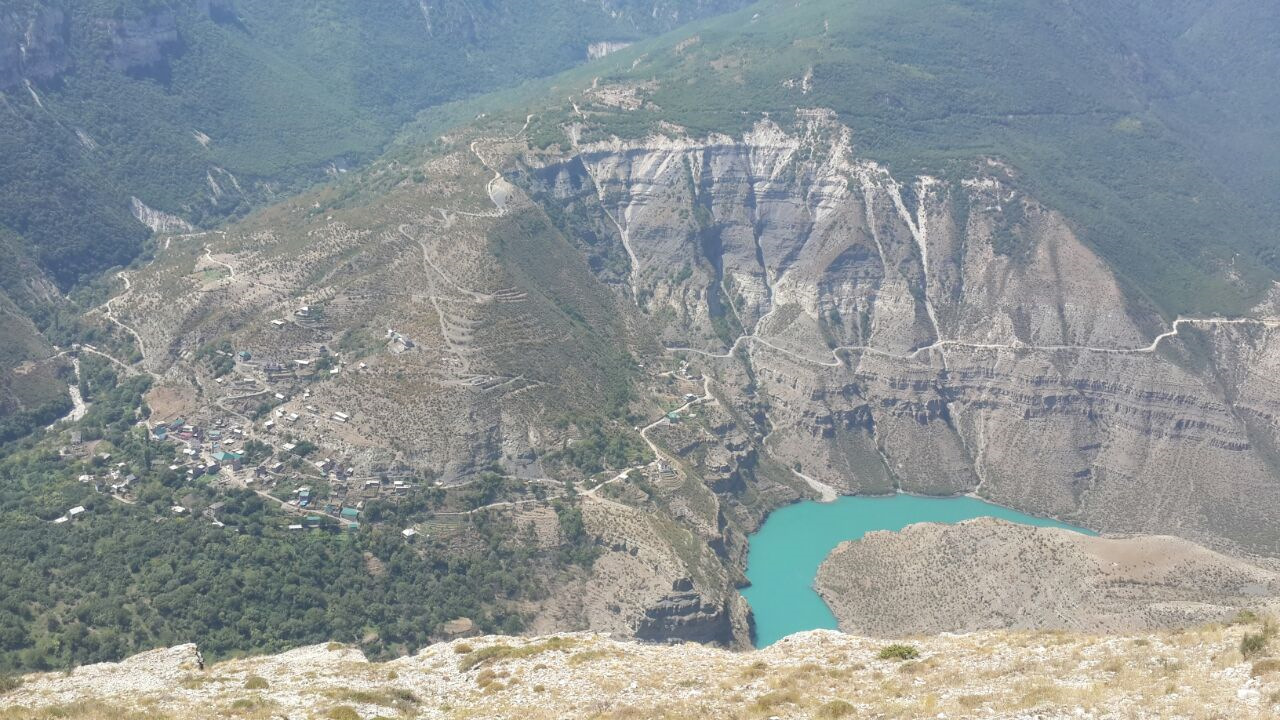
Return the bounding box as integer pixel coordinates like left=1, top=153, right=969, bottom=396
left=104, top=107, right=1280, bottom=648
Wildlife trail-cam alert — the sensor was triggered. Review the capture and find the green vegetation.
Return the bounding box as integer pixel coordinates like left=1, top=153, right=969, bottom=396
left=545, top=422, right=652, bottom=475
left=328, top=688, right=419, bottom=712
left=0, top=360, right=595, bottom=674
left=0, top=0, right=749, bottom=288
left=877, top=644, right=921, bottom=661
left=1241, top=633, right=1268, bottom=659
left=553, top=500, right=601, bottom=568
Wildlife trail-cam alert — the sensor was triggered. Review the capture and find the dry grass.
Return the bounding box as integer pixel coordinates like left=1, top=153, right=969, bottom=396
left=6, top=620, right=1280, bottom=720
left=0, top=701, right=171, bottom=720
left=457, top=637, right=577, bottom=672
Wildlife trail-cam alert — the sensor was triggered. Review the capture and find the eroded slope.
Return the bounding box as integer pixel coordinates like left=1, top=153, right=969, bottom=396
left=816, top=518, right=1280, bottom=636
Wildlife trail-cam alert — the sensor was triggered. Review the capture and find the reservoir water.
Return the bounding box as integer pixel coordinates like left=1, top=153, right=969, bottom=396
left=741, top=494, right=1094, bottom=647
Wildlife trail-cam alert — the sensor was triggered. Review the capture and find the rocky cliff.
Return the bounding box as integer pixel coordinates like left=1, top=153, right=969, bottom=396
left=0, top=6, right=68, bottom=89
left=4, top=621, right=1280, bottom=719
left=816, top=518, right=1280, bottom=636
left=519, top=112, right=1280, bottom=554
left=100, top=7, right=182, bottom=77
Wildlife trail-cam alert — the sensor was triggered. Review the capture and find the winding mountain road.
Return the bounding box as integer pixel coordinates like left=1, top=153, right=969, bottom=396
left=668, top=315, right=1280, bottom=370
left=98, top=271, right=147, bottom=362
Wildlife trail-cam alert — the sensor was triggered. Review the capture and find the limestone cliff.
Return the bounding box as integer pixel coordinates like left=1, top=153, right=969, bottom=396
left=519, top=113, right=1280, bottom=554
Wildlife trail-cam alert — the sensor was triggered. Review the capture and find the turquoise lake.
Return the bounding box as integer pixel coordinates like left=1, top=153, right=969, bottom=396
left=741, top=494, right=1094, bottom=647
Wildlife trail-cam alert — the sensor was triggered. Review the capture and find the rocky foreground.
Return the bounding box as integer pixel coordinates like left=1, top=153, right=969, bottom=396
left=4, top=621, right=1280, bottom=719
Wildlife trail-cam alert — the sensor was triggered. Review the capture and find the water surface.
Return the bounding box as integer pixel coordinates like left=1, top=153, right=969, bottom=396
left=742, top=494, right=1093, bottom=647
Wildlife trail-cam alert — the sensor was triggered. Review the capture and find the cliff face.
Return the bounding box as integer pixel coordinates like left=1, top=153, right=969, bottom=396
left=0, top=3, right=186, bottom=88
left=521, top=114, right=1280, bottom=554
left=5, top=623, right=1280, bottom=719
left=101, top=8, right=182, bottom=76
left=0, top=6, right=68, bottom=89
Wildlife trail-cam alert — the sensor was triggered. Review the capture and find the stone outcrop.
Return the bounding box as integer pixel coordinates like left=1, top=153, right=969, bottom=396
left=634, top=578, right=734, bottom=644
left=131, top=197, right=196, bottom=235
left=0, top=6, right=68, bottom=89
left=101, top=8, right=182, bottom=75
left=816, top=518, right=1280, bottom=636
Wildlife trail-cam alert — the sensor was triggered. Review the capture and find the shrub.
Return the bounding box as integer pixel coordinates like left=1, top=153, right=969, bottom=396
left=244, top=675, right=269, bottom=690
left=457, top=638, right=576, bottom=672
left=752, top=689, right=800, bottom=711
left=877, top=644, right=920, bottom=661
left=1241, top=632, right=1268, bottom=659
left=816, top=699, right=855, bottom=718
left=1251, top=659, right=1280, bottom=677
left=0, top=674, right=21, bottom=692
left=453, top=642, right=474, bottom=655
left=327, top=707, right=360, bottom=720
left=1231, top=610, right=1260, bottom=625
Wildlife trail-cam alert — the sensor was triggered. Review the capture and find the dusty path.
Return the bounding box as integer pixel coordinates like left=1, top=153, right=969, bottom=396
left=669, top=315, right=1280, bottom=369
left=98, top=271, right=147, bottom=362
left=215, top=388, right=270, bottom=421
left=255, top=489, right=345, bottom=523
left=203, top=245, right=236, bottom=280
left=400, top=224, right=492, bottom=303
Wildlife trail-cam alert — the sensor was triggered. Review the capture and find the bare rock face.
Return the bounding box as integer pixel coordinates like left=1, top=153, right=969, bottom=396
left=520, top=113, right=1280, bottom=553
left=0, top=6, right=69, bottom=89
left=101, top=8, right=182, bottom=76
left=131, top=197, right=196, bottom=234
left=815, top=518, right=1280, bottom=636
left=634, top=578, right=734, bottom=644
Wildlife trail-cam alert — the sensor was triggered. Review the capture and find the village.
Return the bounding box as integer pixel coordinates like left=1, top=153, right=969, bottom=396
left=50, top=291, right=720, bottom=546
left=52, top=319, right=434, bottom=539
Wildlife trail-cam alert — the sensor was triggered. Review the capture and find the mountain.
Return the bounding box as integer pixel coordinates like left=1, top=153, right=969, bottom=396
left=0, top=0, right=751, bottom=440
left=2, top=0, right=1280, bottom=678
left=4, top=619, right=1280, bottom=719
